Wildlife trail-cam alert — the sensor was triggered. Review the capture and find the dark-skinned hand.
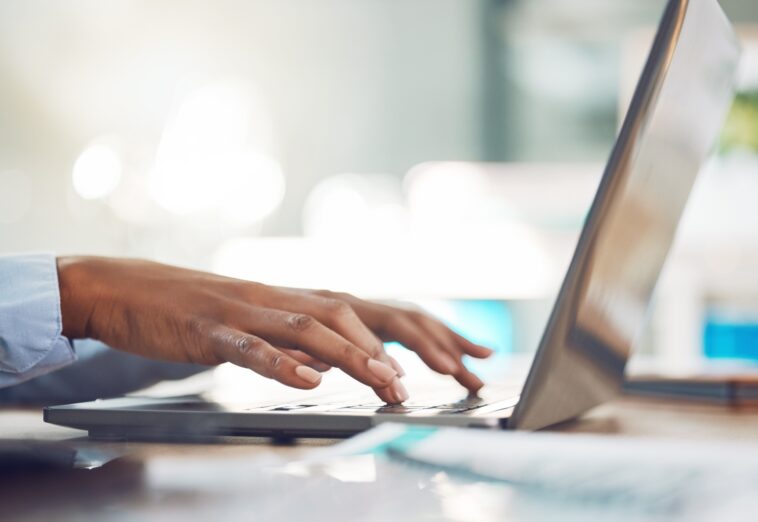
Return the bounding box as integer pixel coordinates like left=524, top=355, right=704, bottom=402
left=57, top=257, right=493, bottom=404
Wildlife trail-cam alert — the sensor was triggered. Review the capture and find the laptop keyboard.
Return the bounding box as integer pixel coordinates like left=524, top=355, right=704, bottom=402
left=244, top=385, right=521, bottom=416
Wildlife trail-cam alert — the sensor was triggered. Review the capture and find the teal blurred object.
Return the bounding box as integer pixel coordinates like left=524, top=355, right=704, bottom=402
left=385, top=299, right=513, bottom=357
left=442, top=300, right=513, bottom=355
left=704, top=313, right=758, bottom=360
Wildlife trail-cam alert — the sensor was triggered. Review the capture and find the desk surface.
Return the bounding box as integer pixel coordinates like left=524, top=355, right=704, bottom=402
left=3, top=397, right=758, bottom=521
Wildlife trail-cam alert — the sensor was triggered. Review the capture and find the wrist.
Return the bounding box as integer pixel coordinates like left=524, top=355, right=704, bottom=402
left=57, top=256, right=98, bottom=339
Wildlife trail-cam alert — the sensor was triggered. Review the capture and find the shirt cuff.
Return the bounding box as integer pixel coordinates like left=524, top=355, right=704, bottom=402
left=0, top=253, right=76, bottom=386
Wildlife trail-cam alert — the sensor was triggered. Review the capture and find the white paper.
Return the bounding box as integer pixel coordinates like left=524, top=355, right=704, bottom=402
left=378, top=424, right=758, bottom=520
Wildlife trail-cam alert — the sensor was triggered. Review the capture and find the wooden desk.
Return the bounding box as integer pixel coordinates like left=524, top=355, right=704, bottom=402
left=3, top=397, right=758, bottom=521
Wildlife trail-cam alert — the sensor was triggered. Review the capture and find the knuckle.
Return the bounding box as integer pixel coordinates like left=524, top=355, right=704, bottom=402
left=324, top=299, right=353, bottom=318
left=287, top=313, right=316, bottom=333
left=366, top=342, right=384, bottom=359
left=334, top=291, right=354, bottom=300
left=268, top=352, right=284, bottom=373
left=185, top=318, right=219, bottom=363
left=407, top=310, right=427, bottom=323
left=339, top=343, right=358, bottom=363
left=244, top=280, right=264, bottom=293
left=234, top=335, right=261, bottom=357
left=316, top=289, right=354, bottom=301
left=384, top=314, right=407, bottom=332
left=240, top=281, right=265, bottom=300
left=186, top=316, right=210, bottom=337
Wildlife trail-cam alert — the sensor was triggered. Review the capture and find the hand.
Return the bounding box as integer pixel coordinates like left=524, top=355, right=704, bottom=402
left=57, top=257, right=493, bottom=404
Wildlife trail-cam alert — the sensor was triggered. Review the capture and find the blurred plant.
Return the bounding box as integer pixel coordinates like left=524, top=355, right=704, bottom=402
left=719, top=89, right=758, bottom=154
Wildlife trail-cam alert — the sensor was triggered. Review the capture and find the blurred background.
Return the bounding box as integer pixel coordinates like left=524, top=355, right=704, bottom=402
left=2, top=0, right=758, bottom=375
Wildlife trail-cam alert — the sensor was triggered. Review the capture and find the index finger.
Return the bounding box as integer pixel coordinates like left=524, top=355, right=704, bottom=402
left=241, top=307, right=399, bottom=390
left=261, top=290, right=400, bottom=369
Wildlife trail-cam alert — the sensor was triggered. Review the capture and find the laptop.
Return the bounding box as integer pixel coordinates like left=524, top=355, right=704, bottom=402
left=45, top=0, right=740, bottom=439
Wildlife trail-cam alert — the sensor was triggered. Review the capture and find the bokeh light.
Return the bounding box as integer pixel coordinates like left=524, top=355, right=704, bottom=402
left=148, top=83, right=284, bottom=225
left=219, top=149, right=286, bottom=227
left=72, top=141, right=122, bottom=200
left=404, top=161, right=491, bottom=234
left=303, top=173, right=407, bottom=238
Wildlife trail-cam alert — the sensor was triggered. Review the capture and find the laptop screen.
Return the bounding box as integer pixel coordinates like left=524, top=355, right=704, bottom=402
left=513, top=0, right=741, bottom=430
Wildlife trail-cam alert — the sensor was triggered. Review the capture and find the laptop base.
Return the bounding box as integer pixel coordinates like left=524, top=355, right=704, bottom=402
left=44, top=394, right=516, bottom=442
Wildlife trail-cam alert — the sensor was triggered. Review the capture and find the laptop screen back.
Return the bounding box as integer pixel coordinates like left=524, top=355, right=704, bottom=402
left=511, top=0, right=741, bottom=430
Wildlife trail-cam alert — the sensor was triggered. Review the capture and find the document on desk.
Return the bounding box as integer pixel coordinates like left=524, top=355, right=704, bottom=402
left=319, top=423, right=758, bottom=521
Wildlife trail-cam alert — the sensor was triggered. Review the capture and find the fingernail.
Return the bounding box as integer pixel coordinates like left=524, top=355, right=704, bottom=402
left=392, top=379, right=409, bottom=403
left=367, top=359, right=397, bottom=382
left=295, top=365, right=322, bottom=384
left=389, top=356, right=406, bottom=377
left=440, top=353, right=459, bottom=373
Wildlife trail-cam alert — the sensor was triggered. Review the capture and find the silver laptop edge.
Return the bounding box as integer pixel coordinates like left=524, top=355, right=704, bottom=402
left=511, top=0, right=740, bottom=430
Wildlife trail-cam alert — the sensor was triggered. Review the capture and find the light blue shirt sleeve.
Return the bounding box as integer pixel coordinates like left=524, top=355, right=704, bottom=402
left=0, top=253, right=76, bottom=387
